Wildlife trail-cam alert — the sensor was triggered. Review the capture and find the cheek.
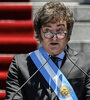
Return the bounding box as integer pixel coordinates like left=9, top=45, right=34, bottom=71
left=41, top=34, right=49, bottom=46
left=42, top=39, right=49, bottom=46
left=59, top=39, right=68, bottom=47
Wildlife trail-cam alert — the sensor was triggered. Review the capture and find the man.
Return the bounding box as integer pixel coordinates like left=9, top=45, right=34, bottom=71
left=5, top=1, right=90, bottom=100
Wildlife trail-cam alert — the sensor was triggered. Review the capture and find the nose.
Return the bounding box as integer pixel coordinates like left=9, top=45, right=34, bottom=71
left=52, top=34, right=57, bottom=40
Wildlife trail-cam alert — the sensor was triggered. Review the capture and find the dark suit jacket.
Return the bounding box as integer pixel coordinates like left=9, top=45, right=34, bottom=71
left=5, top=47, right=90, bottom=100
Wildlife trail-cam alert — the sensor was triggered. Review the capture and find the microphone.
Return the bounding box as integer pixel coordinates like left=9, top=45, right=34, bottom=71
left=11, top=54, right=52, bottom=100
left=64, top=48, right=90, bottom=78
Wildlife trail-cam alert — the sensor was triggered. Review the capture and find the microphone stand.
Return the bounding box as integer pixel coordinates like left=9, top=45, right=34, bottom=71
left=65, top=48, right=90, bottom=78
left=12, top=55, right=52, bottom=100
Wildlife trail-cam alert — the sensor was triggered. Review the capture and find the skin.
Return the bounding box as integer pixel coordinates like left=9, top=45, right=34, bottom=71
left=40, top=19, right=69, bottom=56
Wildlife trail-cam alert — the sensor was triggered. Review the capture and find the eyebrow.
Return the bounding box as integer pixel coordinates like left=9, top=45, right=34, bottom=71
left=57, top=24, right=65, bottom=27
left=44, top=24, right=65, bottom=27
left=43, top=24, right=51, bottom=27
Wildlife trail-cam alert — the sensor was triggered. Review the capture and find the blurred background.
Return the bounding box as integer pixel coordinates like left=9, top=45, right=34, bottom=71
left=0, top=0, right=90, bottom=99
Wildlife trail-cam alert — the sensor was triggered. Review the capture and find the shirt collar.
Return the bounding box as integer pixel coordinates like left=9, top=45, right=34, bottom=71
left=56, top=51, right=65, bottom=60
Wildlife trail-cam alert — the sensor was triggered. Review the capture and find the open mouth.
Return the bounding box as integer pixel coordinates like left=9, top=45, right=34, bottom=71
left=50, top=43, right=58, bottom=45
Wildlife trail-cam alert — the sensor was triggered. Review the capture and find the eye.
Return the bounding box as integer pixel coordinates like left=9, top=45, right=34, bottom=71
left=43, top=30, right=52, bottom=34
left=57, top=28, right=64, bottom=31
left=57, top=29, right=63, bottom=32
left=43, top=28, right=51, bottom=32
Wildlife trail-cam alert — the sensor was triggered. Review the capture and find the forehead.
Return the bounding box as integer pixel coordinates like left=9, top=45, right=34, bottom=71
left=42, top=19, right=67, bottom=27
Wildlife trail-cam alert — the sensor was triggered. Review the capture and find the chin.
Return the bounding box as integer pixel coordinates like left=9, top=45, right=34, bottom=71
left=50, top=51, right=60, bottom=56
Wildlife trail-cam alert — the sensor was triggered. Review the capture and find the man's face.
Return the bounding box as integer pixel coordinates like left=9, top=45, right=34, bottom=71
left=40, top=19, right=68, bottom=56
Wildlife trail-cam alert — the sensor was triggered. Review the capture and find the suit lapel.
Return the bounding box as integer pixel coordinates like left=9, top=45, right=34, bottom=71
left=61, top=47, right=79, bottom=78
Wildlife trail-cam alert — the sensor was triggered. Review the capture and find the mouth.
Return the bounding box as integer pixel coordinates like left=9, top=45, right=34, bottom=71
left=50, top=42, right=59, bottom=45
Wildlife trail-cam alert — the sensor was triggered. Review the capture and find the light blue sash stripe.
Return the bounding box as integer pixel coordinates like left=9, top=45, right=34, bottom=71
left=29, top=47, right=78, bottom=100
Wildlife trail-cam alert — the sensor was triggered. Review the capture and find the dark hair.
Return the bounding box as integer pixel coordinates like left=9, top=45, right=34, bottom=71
left=34, top=0, right=74, bottom=41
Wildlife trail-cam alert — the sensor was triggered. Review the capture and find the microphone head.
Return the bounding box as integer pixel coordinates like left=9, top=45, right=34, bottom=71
left=64, top=47, right=69, bottom=55
left=64, top=47, right=68, bottom=52
left=49, top=54, right=54, bottom=58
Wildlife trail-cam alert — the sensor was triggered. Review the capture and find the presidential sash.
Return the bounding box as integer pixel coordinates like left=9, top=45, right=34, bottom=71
left=29, top=46, right=78, bottom=100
